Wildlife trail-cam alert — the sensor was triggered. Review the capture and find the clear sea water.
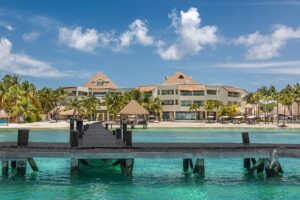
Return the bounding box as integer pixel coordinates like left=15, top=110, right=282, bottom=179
left=0, top=128, right=300, bottom=200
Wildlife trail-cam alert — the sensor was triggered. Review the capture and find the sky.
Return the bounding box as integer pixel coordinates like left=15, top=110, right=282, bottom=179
left=0, top=0, right=300, bottom=91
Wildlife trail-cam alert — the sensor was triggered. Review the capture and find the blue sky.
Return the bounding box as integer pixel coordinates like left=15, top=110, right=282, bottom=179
left=0, top=0, right=300, bottom=91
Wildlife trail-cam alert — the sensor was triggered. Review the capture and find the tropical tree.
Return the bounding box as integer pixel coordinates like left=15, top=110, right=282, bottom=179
left=65, top=97, right=84, bottom=118
left=278, top=85, right=294, bottom=126
left=218, top=105, right=240, bottom=117
left=82, top=94, right=100, bottom=121
left=293, top=83, right=300, bottom=119
left=147, top=97, right=163, bottom=120
left=204, top=100, right=223, bottom=118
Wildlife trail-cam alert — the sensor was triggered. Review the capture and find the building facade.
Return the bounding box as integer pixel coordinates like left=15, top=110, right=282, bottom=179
left=138, top=72, right=248, bottom=121
left=62, top=71, right=247, bottom=121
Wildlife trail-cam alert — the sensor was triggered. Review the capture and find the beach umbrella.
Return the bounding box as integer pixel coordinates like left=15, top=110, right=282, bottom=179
left=221, top=116, right=230, bottom=119
left=234, top=116, right=244, bottom=119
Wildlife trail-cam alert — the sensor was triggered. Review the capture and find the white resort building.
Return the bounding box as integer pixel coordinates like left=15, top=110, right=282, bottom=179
left=61, top=71, right=248, bottom=121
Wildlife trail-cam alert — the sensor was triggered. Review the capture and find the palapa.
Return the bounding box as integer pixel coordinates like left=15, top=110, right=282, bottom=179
left=118, top=100, right=149, bottom=115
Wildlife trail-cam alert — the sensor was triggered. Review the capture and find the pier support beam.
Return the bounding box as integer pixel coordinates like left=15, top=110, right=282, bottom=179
left=120, top=159, right=134, bottom=176
left=116, top=128, right=122, bottom=139
left=11, top=161, right=16, bottom=171
left=125, top=131, right=132, bottom=146
left=28, top=158, right=39, bottom=172
left=193, top=159, right=205, bottom=176
left=242, top=132, right=256, bottom=172
left=183, top=159, right=193, bottom=172
left=76, top=120, right=84, bottom=139
left=70, top=119, right=75, bottom=131
left=70, top=130, right=79, bottom=147
left=2, top=161, right=9, bottom=176
left=71, top=159, right=79, bottom=175
left=264, top=150, right=283, bottom=177
left=17, top=129, right=29, bottom=146
left=16, top=160, right=27, bottom=176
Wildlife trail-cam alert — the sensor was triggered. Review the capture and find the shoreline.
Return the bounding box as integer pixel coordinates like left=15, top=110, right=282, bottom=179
left=0, top=121, right=300, bottom=129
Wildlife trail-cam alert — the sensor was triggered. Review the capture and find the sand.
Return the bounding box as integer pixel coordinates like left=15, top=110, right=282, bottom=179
left=0, top=121, right=300, bottom=129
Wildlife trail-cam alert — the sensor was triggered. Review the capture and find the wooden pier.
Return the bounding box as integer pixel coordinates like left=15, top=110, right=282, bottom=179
left=0, top=121, right=299, bottom=176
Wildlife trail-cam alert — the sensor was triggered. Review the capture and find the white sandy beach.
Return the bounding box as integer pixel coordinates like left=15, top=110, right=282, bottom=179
left=1, top=121, right=300, bottom=129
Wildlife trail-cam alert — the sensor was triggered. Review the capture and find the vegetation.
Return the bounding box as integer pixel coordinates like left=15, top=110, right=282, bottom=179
left=104, top=89, right=163, bottom=120
left=0, top=75, right=66, bottom=123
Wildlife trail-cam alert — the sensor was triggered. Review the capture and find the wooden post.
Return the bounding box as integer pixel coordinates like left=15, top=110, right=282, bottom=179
left=122, top=123, right=127, bottom=141
left=105, top=123, right=108, bottom=130
left=70, top=130, right=79, bottom=147
left=242, top=132, right=251, bottom=171
left=120, top=159, right=134, bottom=175
left=112, top=130, right=116, bottom=135
left=2, top=161, right=8, bottom=176
left=70, top=118, right=75, bottom=131
left=11, top=161, right=16, bottom=171
left=116, top=128, right=122, bottom=139
left=76, top=120, right=83, bottom=139
left=183, top=159, right=190, bottom=172
left=27, top=158, right=39, bottom=172
left=125, top=131, right=132, bottom=146
left=71, top=159, right=79, bottom=175
left=193, top=159, right=205, bottom=176
left=16, top=160, right=27, bottom=176
left=17, top=129, right=29, bottom=146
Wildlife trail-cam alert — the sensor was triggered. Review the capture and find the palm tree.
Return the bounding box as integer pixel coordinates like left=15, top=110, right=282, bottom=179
left=190, top=103, right=201, bottom=120
left=278, top=85, right=294, bottom=126
left=147, top=97, right=163, bottom=120
left=82, top=94, right=100, bottom=121
left=204, top=100, right=223, bottom=119
left=293, top=83, right=300, bottom=120
left=65, top=97, right=84, bottom=118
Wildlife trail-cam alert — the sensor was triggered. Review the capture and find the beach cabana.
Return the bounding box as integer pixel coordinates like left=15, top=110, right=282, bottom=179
left=0, top=110, right=9, bottom=125
left=118, top=100, right=149, bottom=128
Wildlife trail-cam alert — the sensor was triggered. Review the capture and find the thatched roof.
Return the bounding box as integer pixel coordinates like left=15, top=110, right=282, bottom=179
left=223, top=87, right=241, bottom=93
left=0, top=110, right=9, bottom=118
left=163, top=72, right=197, bottom=84
left=84, top=72, right=118, bottom=90
left=138, top=85, right=156, bottom=92
left=178, top=84, right=205, bottom=91
left=118, top=100, right=149, bottom=115
left=50, top=106, right=79, bottom=116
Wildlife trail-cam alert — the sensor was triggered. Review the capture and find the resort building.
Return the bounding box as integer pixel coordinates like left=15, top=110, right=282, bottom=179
left=61, top=71, right=247, bottom=121
left=138, top=72, right=248, bottom=121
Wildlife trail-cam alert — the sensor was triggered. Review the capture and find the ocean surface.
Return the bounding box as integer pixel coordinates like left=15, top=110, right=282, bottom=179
left=0, top=128, right=300, bottom=200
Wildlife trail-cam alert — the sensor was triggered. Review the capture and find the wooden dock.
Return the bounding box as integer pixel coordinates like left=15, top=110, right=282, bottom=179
left=0, top=122, right=299, bottom=176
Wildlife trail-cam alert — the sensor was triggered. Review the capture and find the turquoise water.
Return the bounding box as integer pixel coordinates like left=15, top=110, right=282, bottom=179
left=0, top=128, right=300, bottom=200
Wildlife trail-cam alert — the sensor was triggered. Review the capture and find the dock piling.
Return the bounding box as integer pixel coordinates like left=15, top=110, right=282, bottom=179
left=16, top=160, right=27, bottom=176
left=125, top=131, right=132, bottom=146
left=70, top=119, right=75, bottom=131
left=105, top=123, right=108, bottom=130
left=242, top=132, right=255, bottom=171
left=70, top=130, right=79, bottom=147
left=2, top=161, right=8, bottom=176
left=71, top=159, right=79, bottom=175
left=28, top=158, right=39, bottom=172
left=76, top=120, right=84, bottom=139
left=120, top=159, right=134, bottom=175
left=183, top=159, right=193, bottom=172
left=193, top=159, right=205, bottom=176
left=116, top=128, right=122, bottom=139
left=17, top=129, right=29, bottom=146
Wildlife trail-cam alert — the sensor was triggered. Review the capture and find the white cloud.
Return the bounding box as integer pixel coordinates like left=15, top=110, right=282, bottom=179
left=216, top=60, right=300, bottom=76
left=0, top=37, right=68, bottom=78
left=0, top=21, right=14, bottom=31
left=235, top=25, right=300, bottom=60
left=157, top=7, right=218, bottom=60
left=58, top=27, right=100, bottom=53
left=118, top=19, right=154, bottom=48
left=216, top=60, right=300, bottom=68
left=22, top=31, right=42, bottom=42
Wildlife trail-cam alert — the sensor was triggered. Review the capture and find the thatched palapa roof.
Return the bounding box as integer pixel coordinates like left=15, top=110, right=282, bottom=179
left=163, top=72, right=197, bottom=84
left=50, top=106, right=79, bottom=116
left=118, top=100, right=149, bottom=115
left=178, top=84, right=205, bottom=91
left=84, top=72, right=118, bottom=90
left=138, top=85, right=156, bottom=92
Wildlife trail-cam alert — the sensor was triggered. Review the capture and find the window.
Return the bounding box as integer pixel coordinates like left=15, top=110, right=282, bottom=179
left=93, top=92, right=106, bottom=97
left=181, top=100, right=192, bottom=107
left=157, top=90, right=160, bottom=95
left=161, top=90, right=174, bottom=95
left=161, top=100, right=174, bottom=105
left=175, top=90, right=178, bottom=95
left=78, top=91, right=88, bottom=96
left=207, top=90, right=217, bottom=95
left=175, top=99, right=178, bottom=105
left=228, top=92, right=240, bottom=97
left=193, top=100, right=204, bottom=106
left=180, top=90, right=192, bottom=96
left=193, top=90, right=204, bottom=96
left=144, top=91, right=152, bottom=96
left=176, top=111, right=197, bottom=120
